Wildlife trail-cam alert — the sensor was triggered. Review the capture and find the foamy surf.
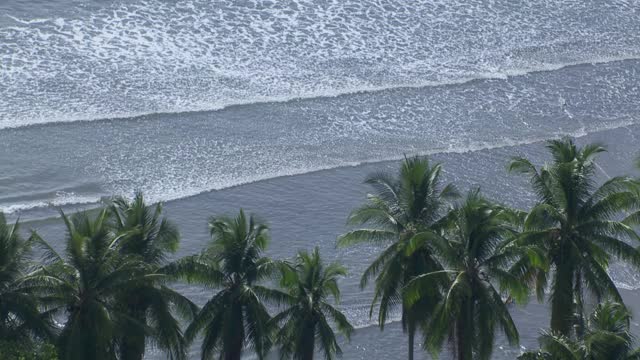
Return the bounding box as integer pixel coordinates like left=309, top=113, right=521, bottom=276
left=2, top=0, right=640, bottom=129
left=0, top=193, right=103, bottom=214
left=6, top=117, right=638, bottom=218
left=1, top=55, right=639, bottom=130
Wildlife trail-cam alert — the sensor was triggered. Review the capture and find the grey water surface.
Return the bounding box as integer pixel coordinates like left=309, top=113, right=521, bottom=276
left=2, top=0, right=640, bottom=358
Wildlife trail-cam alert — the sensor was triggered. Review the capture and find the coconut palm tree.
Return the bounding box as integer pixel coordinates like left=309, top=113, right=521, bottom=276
left=405, top=190, right=526, bottom=360
left=0, top=213, right=51, bottom=343
left=110, top=192, right=197, bottom=360
left=271, top=247, right=354, bottom=360
left=508, top=138, right=640, bottom=336
left=23, top=210, right=150, bottom=360
left=518, top=302, right=640, bottom=360
left=337, top=156, right=458, bottom=360
left=168, top=210, right=282, bottom=360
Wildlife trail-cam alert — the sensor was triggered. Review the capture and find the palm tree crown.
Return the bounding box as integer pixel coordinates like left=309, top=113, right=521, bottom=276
left=406, top=190, right=524, bottom=360
left=24, top=210, right=150, bottom=360
left=111, top=192, right=179, bottom=265
left=170, top=210, right=281, bottom=360
left=0, top=213, right=50, bottom=342
left=519, top=301, right=640, bottom=360
left=272, top=247, right=354, bottom=360
left=509, top=138, right=640, bottom=335
left=110, top=192, right=196, bottom=360
left=338, top=156, right=458, bottom=360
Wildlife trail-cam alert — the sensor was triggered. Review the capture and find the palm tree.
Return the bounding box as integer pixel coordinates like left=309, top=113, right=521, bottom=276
left=405, top=191, right=525, bottom=360
left=23, top=210, right=150, bottom=360
left=508, top=138, right=640, bottom=336
left=337, top=156, right=458, bottom=360
left=110, top=192, right=197, bottom=360
left=271, top=247, right=354, bottom=360
left=168, top=210, right=282, bottom=360
left=0, top=213, right=51, bottom=343
left=518, top=302, right=640, bottom=360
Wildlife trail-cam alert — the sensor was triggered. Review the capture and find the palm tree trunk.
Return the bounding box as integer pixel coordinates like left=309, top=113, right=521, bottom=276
left=574, top=272, right=585, bottom=338
left=225, top=336, right=243, bottom=360
left=302, top=332, right=315, bottom=360
left=408, top=323, right=415, bottom=360
left=119, top=295, right=147, bottom=360
left=225, top=305, right=244, bottom=360
left=225, top=349, right=242, bottom=360
left=402, top=308, right=415, bottom=360
left=550, top=258, right=575, bottom=336
left=120, top=297, right=147, bottom=360
left=456, top=299, right=473, bottom=360
left=120, top=333, right=145, bottom=360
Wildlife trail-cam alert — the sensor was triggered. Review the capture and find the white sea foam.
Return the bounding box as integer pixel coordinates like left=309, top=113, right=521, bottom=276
left=11, top=116, right=633, bottom=217
left=0, top=193, right=102, bottom=214
left=1, top=0, right=640, bottom=129
left=1, top=54, right=639, bottom=130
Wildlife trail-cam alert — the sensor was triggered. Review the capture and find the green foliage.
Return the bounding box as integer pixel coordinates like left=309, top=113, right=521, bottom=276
left=0, top=213, right=53, bottom=342
left=508, top=138, right=640, bottom=336
left=271, top=247, right=353, bottom=360
left=0, top=339, right=58, bottom=360
left=338, top=155, right=458, bottom=360
left=406, top=190, right=523, bottom=360
left=110, top=192, right=196, bottom=360
left=110, top=191, right=180, bottom=265
left=518, top=302, right=640, bottom=360
left=169, top=210, right=281, bottom=360
left=23, top=210, right=154, bottom=360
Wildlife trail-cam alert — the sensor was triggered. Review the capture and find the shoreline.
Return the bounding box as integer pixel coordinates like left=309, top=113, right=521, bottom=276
left=13, top=120, right=640, bottom=225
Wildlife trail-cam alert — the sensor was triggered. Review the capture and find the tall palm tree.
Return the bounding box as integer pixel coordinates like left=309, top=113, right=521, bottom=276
left=168, top=210, right=282, bottom=360
left=0, top=213, right=51, bottom=342
left=110, top=192, right=197, bottom=360
left=406, top=191, right=525, bottom=360
left=23, top=210, right=150, bottom=360
left=337, top=156, right=458, bottom=360
left=271, top=247, right=354, bottom=360
left=508, top=139, right=640, bottom=336
left=518, top=302, right=640, bottom=360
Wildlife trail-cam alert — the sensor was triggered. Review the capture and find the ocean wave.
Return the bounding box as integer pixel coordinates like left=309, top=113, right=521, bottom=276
left=2, top=55, right=639, bottom=131
left=2, top=0, right=640, bottom=130
left=5, top=15, right=52, bottom=25
left=8, top=119, right=638, bottom=218
left=143, top=117, right=639, bottom=202
left=0, top=193, right=102, bottom=214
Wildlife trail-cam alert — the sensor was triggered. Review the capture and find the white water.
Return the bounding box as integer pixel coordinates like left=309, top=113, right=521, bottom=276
left=2, top=115, right=638, bottom=216
left=2, top=0, right=640, bottom=128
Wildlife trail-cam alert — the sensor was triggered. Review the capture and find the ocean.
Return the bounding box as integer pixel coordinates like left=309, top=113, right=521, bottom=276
left=2, top=0, right=640, bottom=358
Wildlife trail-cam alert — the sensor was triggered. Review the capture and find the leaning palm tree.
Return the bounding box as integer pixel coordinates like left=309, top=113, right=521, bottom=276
left=168, top=210, right=281, bottom=360
left=518, top=301, right=640, bottom=360
left=508, top=138, right=640, bottom=336
left=337, top=156, right=458, bottom=360
left=0, top=213, right=51, bottom=342
left=110, top=192, right=197, bottom=360
left=23, top=210, right=150, bottom=360
left=406, top=191, right=525, bottom=360
left=271, top=247, right=354, bottom=360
